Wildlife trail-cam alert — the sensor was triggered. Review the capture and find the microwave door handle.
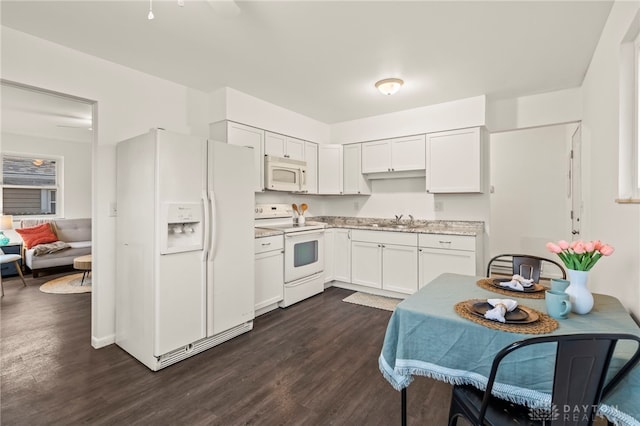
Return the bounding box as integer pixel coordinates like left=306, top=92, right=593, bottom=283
left=301, top=168, right=306, bottom=190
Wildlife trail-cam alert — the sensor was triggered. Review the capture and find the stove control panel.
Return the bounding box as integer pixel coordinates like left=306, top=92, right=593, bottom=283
left=255, top=203, right=293, bottom=219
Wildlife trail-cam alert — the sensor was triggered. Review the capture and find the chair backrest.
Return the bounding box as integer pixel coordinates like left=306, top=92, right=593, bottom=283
left=479, top=333, right=640, bottom=426
left=486, top=253, right=566, bottom=282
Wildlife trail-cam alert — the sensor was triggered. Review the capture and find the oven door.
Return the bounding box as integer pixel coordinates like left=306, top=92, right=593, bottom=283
left=284, top=229, right=324, bottom=283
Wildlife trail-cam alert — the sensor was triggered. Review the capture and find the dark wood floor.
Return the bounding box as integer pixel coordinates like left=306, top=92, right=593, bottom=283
left=1, top=272, right=453, bottom=425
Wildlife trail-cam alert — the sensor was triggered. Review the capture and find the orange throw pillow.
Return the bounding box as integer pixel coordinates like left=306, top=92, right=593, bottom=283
left=16, top=223, right=59, bottom=249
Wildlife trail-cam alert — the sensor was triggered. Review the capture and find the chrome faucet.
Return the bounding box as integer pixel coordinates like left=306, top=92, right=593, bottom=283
left=409, top=215, right=414, bottom=226
left=395, top=214, right=403, bottom=224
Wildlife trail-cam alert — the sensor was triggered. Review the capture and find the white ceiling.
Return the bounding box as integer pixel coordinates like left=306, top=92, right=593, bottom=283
left=1, top=0, right=613, bottom=126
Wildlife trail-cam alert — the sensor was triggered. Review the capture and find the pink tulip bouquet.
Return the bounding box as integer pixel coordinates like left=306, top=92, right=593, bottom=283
left=545, top=240, right=615, bottom=271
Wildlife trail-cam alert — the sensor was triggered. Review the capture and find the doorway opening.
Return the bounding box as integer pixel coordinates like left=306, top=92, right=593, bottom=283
left=1, top=79, right=96, bottom=337
left=489, top=122, right=581, bottom=269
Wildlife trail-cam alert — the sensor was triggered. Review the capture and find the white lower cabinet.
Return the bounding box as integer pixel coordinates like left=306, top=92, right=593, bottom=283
left=351, top=241, right=382, bottom=288
left=418, top=234, right=478, bottom=288
left=333, top=229, right=352, bottom=283
left=351, top=230, right=418, bottom=294
left=383, top=244, right=418, bottom=294
left=254, top=235, right=284, bottom=313
left=324, top=229, right=335, bottom=283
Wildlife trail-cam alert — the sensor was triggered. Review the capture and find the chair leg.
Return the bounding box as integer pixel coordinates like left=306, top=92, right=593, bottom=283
left=401, top=387, right=407, bottom=426
left=14, top=261, right=27, bottom=287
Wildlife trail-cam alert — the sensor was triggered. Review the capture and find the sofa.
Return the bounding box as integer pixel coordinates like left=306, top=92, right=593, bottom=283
left=19, top=218, right=91, bottom=277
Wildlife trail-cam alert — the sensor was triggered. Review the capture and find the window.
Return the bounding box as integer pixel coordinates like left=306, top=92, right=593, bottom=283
left=1, top=154, right=62, bottom=216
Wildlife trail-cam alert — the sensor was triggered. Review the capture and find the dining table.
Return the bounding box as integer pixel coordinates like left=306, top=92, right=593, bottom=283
left=379, top=273, right=640, bottom=426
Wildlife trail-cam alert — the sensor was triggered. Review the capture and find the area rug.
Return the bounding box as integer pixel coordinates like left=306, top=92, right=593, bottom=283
left=342, top=292, right=402, bottom=312
left=40, top=273, right=92, bottom=294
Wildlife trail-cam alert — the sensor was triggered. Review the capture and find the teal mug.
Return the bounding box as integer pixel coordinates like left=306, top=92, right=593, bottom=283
left=550, top=278, right=570, bottom=293
left=545, top=290, right=572, bottom=319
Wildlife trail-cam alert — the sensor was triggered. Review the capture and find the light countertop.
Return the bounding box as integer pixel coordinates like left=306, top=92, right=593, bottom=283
left=254, top=216, right=484, bottom=238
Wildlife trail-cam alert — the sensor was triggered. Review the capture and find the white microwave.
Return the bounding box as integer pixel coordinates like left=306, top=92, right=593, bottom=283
left=265, top=155, right=307, bottom=192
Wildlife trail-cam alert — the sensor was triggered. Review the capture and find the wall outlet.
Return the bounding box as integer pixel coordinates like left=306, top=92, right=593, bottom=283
left=434, top=201, right=444, bottom=212
left=353, top=200, right=360, bottom=210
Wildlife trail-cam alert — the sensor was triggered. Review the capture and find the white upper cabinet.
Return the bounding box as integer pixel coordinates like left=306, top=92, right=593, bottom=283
left=361, top=140, right=390, bottom=173
left=318, top=144, right=343, bottom=194
left=426, top=127, right=484, bottom=193
left=343, top=144, right=371, bottom=195
left=362, top=135, right=426, bottom=173
left=305, top=141, right=318, bottom=194
left=265, top=131, right=305, bottom=161
left=214, top=121, right=264, bottom=192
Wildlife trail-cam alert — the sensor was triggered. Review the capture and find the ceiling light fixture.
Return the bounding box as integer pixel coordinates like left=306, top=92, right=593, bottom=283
left=148, top=0, right=154, bottom=20
left=375, top=78, right=404, bottom=96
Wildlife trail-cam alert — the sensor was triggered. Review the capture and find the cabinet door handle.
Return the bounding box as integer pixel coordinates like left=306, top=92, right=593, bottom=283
left=439, top=240, right=452, bottom=245
left=261, top=242, right=271, bottom=246
left=347, top=231, right=351, bottom=240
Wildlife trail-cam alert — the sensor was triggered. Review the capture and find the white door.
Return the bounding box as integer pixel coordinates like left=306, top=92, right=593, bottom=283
left=255, top=250, right=284, bottom=310
left=390, top=135, right=426, bottom=171
left=318, top=145, right=343, bottom=194
left=324, top=229, right=335, bottom=283
left=265, top=132, right=286, bottom=157
left=382, top=244, right=418, bottom=294
left=490, top=124, right=574, bottom=259
left=305, top=141, right=318, bottom=194
left=227, top=122, right=264, bottom=192
left=286, top=137, right=305, bottom=161
left=343, top=144, right=371, bottom=195
left=351, top=240, right=382, bottom=288
left=570, top=123, right=582, bottom=239
left=156, top=130, right=207, bottom=355
left=362, top=140, right=390, bottom=173
left=333, top=229, right=352, bottom=282
left=207, top=141, right=255, bottom=336
left=419, top=248, right=475, bottom=288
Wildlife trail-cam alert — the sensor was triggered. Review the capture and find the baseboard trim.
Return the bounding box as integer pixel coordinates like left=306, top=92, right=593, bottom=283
left=92, top=333, right=115, bottom=349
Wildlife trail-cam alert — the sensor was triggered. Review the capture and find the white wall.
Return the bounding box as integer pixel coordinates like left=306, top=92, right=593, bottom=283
left=490, top=125, right=572, bottom=259
left=330, top=95, right=486, bottom=144
left=581, top=1, right=640, bottom=318
left=209, top=87, right=330, bottom=144
left=1, top=27, right=211, bottom=347
left=1, top=132, right=92, bottom=219
left=487, top=88, right=582, bottom=132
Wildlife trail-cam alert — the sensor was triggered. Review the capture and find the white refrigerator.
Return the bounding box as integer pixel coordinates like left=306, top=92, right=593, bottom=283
left=115, top=128, right=255, bottom=371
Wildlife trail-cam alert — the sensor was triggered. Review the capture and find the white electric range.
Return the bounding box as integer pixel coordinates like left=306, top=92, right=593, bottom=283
left=255, top=204, right=325, bottom=307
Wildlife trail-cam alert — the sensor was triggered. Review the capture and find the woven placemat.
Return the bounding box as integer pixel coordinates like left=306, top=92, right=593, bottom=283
left=476, top=278, right=546, bottom=299
left=454, top=299, right=558, bottom=334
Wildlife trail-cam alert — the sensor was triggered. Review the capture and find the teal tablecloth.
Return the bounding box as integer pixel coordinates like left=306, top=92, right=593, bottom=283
left=379, top=273, right=640, bottom=426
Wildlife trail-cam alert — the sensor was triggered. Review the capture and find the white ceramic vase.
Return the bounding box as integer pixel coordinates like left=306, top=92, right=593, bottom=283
left=565, top=269, right=594, bottom=314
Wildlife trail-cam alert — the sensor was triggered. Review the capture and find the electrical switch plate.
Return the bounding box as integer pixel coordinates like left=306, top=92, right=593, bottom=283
left=434, top=201, right=444, bottom=212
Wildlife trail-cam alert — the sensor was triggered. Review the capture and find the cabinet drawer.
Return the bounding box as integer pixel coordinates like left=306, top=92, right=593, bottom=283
left=418, top=234, right=475, bottom=251
left=351, top=230, right=417, bottom=246
left=254, top=235, right=284, bottom=254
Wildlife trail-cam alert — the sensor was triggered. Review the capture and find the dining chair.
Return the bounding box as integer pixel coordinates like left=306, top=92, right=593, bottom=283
left=447, top=333, right=640, bottom=426
left=0, top=248, right=28, bottom=296
left=486, top=253, right=566, bottom=283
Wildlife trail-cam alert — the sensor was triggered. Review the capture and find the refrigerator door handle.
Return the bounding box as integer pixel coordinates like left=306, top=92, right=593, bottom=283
left=202, top=191, right=211, bottom=262
left=208, top=190, right=217, bottom=261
